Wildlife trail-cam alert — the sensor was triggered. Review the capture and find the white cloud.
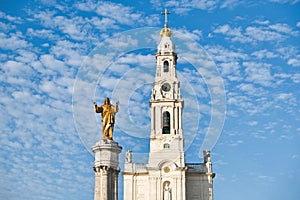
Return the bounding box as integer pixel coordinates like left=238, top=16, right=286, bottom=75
left=151, top=0, right=218, bottom=13
left=40, top=54, right=66, bottom=74
left=117, top=53, right=154, bottom=68
left=218, top=62, right=242, bottom=81
left=0, top=11, right=22, bottom=22
left=291, top=73, right=300, bottom=83
left=287, top=55, right=300, bottom=67
left=75, top=0, right=159, bottom=27
left=49, top=40, right=86, bottom=67
left=268, top=0, right=300, bottom=4
left=243, top=62, right=273, bottom=87
left=0, top=32, right=31, bottom=50
left=175, top=28, right=203, bottom=41
left=0, top=44, right=91, bottom=198
left=182, top=0, right=218, bottom=10
left=205, top=45, right=248, bottom=63
left=214, top=24, right=230, bottom=34
left=53, top=16, right=92, bottom=41
left=204, top=45, right=248, bottom=81
left=95, top=2, right=141, bottom=25
left=269, top=23, right=298, bottom=36
left=104, top=33, right=139, bottom=49
left=213, top=24, right=253, bottom=43
left=214, top=22, right=298, bottom=43
left=277, top=46, right=298, bottom=59
left=252, top=20, right=270, bottom=25
left=89, top=16, right=118, bottom=31
left=237, top=83, right=266, bottom=96
left=0, top=21, right=16, bottom=32
left=276, top=47, right=300, bottom=67
left=179, top=68, right=209, bottom=98
left=227, top=91, right=273, bottom=115
left=276, top=93, right=297, bottom=107
left=2, top=60, right=35, bottom=77
left=220, top=0, right=241, bottom=9
left=228, top=139, right=243, bottom=146
left=245, top=26, right=284, bottom=41
left=251, top=49, right=278, bottom=60
left=15, top=49, right=38, bottom=63
left=256, top=175, right=275, bottom=183
left=248, top=121, right=258, bottom=126
left=26, top=28, right=59, bottom=40
left=33, top=10, right=102, bottom=42
left=33, top=10, right=57, bottom=28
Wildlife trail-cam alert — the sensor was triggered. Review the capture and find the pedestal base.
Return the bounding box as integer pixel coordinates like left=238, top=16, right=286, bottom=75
left=92, top=139, right=122, bottom=200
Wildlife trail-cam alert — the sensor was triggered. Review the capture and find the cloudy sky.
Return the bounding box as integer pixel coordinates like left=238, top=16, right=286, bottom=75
left=0, top=0, right=299, bottom=200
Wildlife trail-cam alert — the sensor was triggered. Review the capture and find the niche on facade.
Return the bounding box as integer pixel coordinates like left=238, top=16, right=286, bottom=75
left=163, top=181, right=172, bottom=200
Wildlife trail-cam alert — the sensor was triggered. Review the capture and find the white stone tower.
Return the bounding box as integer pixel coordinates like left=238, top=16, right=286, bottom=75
left=147, top=10, right=186, bottom=199
left=123, top=10, right=215, bottom=200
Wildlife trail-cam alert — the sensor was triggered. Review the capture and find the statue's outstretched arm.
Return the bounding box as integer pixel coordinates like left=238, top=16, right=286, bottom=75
left=94, top=102, right=103, bottom=113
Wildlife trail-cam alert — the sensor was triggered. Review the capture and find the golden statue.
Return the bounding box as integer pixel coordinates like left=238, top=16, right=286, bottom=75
left=94, top=97, right=119, bottom=140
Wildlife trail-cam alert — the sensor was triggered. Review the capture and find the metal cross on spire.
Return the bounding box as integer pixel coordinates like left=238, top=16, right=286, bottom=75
left=161, top=8, right=170, bottom=27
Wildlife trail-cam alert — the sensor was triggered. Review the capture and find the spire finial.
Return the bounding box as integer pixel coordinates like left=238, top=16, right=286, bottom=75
left=161, top=8, right=170, bottom=27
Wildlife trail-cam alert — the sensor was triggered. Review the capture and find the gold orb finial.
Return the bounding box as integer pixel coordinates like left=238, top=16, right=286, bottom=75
left=160, top=25, right=172, bottom=37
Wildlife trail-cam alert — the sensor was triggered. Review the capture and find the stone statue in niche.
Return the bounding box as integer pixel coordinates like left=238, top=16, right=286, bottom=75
left=163, top=182, right=171, bottom=200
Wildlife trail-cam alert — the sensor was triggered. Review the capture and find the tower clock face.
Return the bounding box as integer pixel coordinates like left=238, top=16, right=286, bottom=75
left=161, top=83, right=171, bottom=92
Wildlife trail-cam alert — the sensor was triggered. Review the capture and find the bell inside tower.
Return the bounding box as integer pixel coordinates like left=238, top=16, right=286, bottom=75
left=162, top=111, right=170, bottom=134
left=163, top=60, right=169, bottom=72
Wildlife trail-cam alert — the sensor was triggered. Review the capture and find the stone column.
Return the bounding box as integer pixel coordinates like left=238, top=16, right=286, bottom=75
left=92, top=139, right=122, bottom=200
left=178, top=106, right=182, bottom=131
left=174, top=107, right=178, bottom=132
left=157, top=106, right=162, bottom=132
left=151, top=106, right=155, bottom=136
left=93, top=166, right=101, bottom=200
left=101, top=166, right=108, bottom=200
left=113, top=171, right=119, bottom=200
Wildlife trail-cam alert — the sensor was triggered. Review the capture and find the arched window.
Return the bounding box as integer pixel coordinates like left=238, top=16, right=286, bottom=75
left=163, top=61, right=169, bottom=72
left=162, top=111, right=170, bottom=134
left=163, top=143, right=170, bottom=148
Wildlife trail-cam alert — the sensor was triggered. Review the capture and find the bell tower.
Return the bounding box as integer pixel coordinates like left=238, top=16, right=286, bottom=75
left=146, top=9, right=186, bottom=200
left=122, top=9, right=215, bottom=200
left=148, top=9, right=184, bottom=167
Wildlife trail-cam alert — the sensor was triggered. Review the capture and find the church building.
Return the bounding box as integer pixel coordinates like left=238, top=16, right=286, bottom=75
left=91, top=10, right=215, bottom=200
left=122, top=11, right=215, bottom=200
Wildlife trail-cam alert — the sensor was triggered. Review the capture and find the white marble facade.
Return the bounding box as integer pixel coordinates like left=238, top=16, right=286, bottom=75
left=123, top=150, right=214, bottom=200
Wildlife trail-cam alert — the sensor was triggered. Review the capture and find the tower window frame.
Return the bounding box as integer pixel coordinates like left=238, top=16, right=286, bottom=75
left=162, top=111, right=170, bottom=134
left=163, top=60, right=169, bottom=72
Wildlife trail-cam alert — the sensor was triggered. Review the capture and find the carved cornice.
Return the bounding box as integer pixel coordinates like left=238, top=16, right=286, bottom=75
left=93, top=165, right=121, bottom=175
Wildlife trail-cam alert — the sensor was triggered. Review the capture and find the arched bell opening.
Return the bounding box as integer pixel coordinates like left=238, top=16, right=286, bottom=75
left=163, top=60, right=169, bottom=72
left=162, top=111, right=170, bottom=134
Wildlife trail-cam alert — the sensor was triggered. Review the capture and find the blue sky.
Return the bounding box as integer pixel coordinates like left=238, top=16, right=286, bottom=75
left=0, top=0, right=300, bottom=200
